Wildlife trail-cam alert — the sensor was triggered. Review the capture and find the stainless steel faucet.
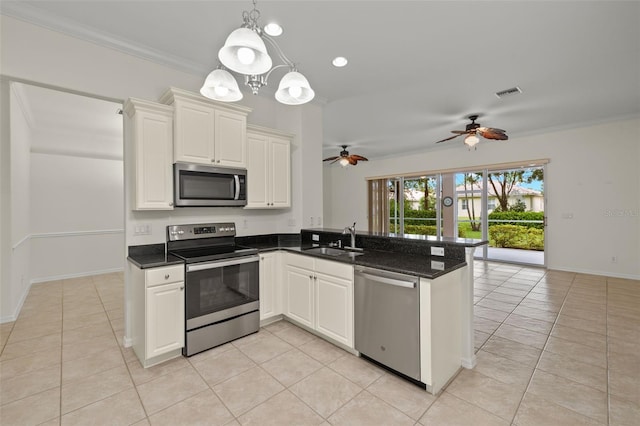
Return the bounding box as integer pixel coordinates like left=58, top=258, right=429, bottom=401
left=343, top=222, right=361, bottom=251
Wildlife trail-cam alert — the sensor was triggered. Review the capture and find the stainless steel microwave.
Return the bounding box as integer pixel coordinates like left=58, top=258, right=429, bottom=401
left=174, top=163, right=247, bottom=207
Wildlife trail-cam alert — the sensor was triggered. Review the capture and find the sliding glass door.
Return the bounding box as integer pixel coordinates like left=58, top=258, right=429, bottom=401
left=483, top=166, right=545, bottom=265
left=375, top=162, right=546, bottom=266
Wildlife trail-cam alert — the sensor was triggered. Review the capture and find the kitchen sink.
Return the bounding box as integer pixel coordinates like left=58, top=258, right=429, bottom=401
left=305, top=247, right=364, bottom=258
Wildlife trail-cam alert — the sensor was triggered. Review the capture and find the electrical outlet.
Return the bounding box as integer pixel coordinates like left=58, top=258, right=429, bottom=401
left=243, top=219, right=248, bottom=229
left=316, top=217, right=322, bottom=226
left=430, top=246, right=445, bottom=256
left=431, top=260, right=445, bottom=270
left=134, top=224, right=152, bottom=236
left=310, top=217, right=314, bottom=226
left=611, top=256, right=618, bottom=263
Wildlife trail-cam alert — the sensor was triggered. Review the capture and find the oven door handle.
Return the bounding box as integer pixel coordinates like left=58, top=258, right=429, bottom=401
left=186, top=255, right=259, bottom=272
left=234, top=175, right=240, bottom=200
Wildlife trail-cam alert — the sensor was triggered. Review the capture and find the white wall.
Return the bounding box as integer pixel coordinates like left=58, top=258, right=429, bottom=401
left=1, top=83, right=33, bottom=322
left=0, top=16, right=324, bottom=324
left=29, top=152, right=124, bottom=282
left=324, top=118, right=640, bottom=279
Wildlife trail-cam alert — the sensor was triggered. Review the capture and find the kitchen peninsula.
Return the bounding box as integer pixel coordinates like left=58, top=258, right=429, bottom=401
left=128, top=226, right=485, bottom=394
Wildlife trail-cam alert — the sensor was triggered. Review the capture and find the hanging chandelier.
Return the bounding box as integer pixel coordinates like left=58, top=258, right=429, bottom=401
left=200, top=0, right=315, bottom=106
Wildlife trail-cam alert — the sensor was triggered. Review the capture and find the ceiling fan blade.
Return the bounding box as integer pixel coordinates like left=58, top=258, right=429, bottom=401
left=451, top=130, right=469, bottom=135
left=330, top=158, right=341, bottom=164
left=351, top=155, right=368, bottom=161
left=323, top=156, right=339, bottom=162
left=478, top=127, right=509, bottom=140
left=435, top=134, right=464, bottom=143
left=348, top=157, right=357, bottom=165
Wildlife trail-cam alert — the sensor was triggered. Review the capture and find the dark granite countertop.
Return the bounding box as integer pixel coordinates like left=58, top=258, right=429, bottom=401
left=127, top=244, right=184, bottom=269
left=301, top=228, right=488, bottom=247
left=127, top=231, right=471, bottom=278
left=293, top=245, right=466, bottom=279
left=238, top=240, right=466, bottom=279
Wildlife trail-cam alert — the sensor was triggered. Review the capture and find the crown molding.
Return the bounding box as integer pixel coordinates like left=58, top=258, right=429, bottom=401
left=1, top=2, right=205, bottom=75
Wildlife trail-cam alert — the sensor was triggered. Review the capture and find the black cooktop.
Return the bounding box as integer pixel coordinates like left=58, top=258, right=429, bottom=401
left=169, top=245, right=258, bottom=264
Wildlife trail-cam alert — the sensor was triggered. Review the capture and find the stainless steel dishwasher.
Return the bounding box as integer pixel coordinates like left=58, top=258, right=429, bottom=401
left=354, top=266, right=421, bottom=382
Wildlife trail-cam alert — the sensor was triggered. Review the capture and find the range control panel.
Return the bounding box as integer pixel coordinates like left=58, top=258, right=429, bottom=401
left=167, top=222, right=236, bottom=241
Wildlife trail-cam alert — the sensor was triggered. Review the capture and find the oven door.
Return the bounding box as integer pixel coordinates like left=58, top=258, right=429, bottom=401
left=185, top=255, right=259, bottom=330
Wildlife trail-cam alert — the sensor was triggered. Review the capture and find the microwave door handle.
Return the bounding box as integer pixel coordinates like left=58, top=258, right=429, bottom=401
left=234, top=175, right=240, bottom=200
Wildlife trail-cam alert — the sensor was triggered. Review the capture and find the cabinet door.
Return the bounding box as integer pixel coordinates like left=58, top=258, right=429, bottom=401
left=315, top=273, right=353, bottom=347
left=259, top=252, right=279, bottom=320
left=133, top=108, right=174, bottom=210
left=270, top=136, right=291, bottom=208
left=174, top=101, right=215, bottom=165
left=284, top=265, right=315, bottom=329
left=245, top=132, right=269, bottom=208
left=215, top=110, right=246, bottom=167
left=146, top=282, right=185, bottom=358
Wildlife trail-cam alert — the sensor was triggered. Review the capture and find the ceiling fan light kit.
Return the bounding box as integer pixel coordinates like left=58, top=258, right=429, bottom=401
left=200, top=0, right=315, bottom=105
left=435, top=114, right=508, bottom=149
left=323, top=145, right=368, bottom=166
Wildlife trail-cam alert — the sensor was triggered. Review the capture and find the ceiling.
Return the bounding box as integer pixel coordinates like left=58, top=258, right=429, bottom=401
left=14, top=83, right=123, bottom=160
left=3, top=1, right=639, bottom=160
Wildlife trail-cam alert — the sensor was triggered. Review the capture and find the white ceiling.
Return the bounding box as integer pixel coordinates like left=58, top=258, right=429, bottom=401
left=3, top=1, right=639, bottom=160
left=14, top=83, right=123, bottom=160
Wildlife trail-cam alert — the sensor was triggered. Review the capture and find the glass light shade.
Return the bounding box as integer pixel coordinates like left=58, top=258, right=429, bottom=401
left=218, top=27, right=272, bottom=75
left=200, top=69, right=243, bottom=102
left=275, top=71, right=315, bottom=105
left=464, top=134, right=480, bottom=147
left=339, top=158, right=350, bottom=166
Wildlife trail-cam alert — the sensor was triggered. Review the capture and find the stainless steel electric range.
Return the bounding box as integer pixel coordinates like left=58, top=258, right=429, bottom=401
left=167, top=222, right=259, bottom=356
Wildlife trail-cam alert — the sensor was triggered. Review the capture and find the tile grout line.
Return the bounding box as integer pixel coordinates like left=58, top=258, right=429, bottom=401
left=505, top=269, right=577, bottom=425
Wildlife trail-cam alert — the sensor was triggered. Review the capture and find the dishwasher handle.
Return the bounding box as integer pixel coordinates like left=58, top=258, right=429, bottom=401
left=356, top=271, right=417, bottom=289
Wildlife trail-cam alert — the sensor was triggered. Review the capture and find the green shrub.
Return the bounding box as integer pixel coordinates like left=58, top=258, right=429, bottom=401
left=389, top=224, right=437, bottom=236
left=487, top=211, right=544, bottom=229
left=489, top=225, right=544, bottom=250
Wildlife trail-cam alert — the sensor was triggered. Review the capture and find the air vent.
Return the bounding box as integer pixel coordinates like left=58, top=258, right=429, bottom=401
left=495, top=86, right=522, bottom=99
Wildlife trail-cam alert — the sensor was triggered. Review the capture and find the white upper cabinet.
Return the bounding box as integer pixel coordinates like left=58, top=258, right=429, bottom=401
left=124, top=98, right=174, bottom=210
left=245, top=125, right=292, bottom=209
left=160, top=88, right=251, bottom=168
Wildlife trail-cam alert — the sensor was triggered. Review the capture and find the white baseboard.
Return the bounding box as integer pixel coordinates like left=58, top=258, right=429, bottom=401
left=0, top=280, right=32, bottom=324
left=30, top=267, right=124, bottom=284
left=550, top=266, right=640, bottom=281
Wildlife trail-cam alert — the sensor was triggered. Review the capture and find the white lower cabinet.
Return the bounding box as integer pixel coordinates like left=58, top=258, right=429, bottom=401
left=130, top=264, right=185, bottom=367
left=284, top=264, right=315, bottom=328
left=259, top=252, right=282, bottom=322
left=284, top=253, right=354, bottom=348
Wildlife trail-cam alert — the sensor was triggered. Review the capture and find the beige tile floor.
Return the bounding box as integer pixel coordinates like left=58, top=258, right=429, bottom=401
left=1, top=262, right=638, bottom=425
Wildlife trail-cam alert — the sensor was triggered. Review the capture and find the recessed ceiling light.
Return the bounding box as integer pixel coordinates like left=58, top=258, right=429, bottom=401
left=264, top=23, right=283, bottom=36
left=332, top=56, right=348, bottom=67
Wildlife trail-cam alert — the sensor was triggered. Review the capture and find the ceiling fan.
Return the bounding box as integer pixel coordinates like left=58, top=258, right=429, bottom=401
left=435, top=114, right=508, bottom=149
left=323, top=145, right=368, bottom=166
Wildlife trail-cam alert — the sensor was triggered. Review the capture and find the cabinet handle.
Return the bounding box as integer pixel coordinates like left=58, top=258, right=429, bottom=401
left=169, top=202, right=174, bottom=207
left=180, top=286, right=184, bottom=290
left=211, top=159, right=215, bottom=163
left=217, top=160, right=220, bottom=163
left=309, top=275, right=313, bottom=279
left=165, top=274, right=170, bottom=280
